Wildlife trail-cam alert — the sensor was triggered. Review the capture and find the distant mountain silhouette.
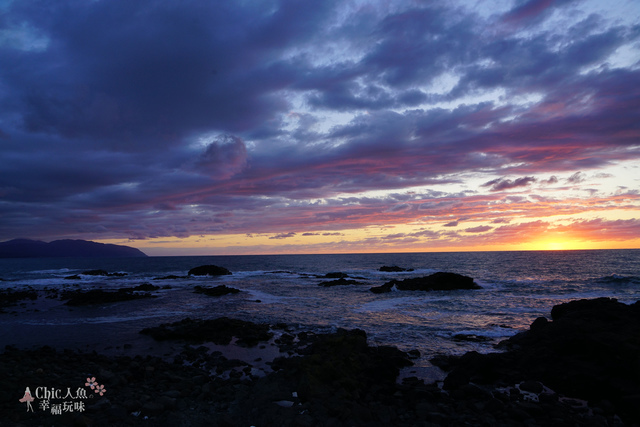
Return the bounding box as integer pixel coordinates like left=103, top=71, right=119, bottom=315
left=0, top=239, right=147, bottom=258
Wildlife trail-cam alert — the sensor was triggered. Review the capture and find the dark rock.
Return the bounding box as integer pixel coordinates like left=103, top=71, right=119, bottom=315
left=64, top=274, right=82, bottom=280
left=323, top=272, right=349, bottom=279
left=193, top=285, right=241, bottom=296
left=370, top=283, right=395, bottom=293
left=529, top=316, right=549, bottom=331
left=549, top=296, right=622, bottom=320
left=407, top=349, right=421, bottom=359
left=520, top=380, right=544, bottom=394
left=80, top=269, right=127, bottom=277
left=153, top=275, right=186, bottom=280
left=0, top=289, right=38, bottom=309
left=62, top=289, right=157, bottom=306
left=318, top=278, right=366, bottom=287
left=140, top=317, right=272, bottom=347
left=452, top=333, right=492, bottom=342
left=130, top=283, right=160, bottom=292
left=379, top=266, right=413, bottom=272
left=371, top=271, right=480, bottom=293
left=142, top=401, right=165, bottom=415
left=82, top=269, right=110, bottom=276
left=0, top=322, right=620, bottom=427
left=232, top=328, right=413, bottom=425
left=187, top=265, right=232, bottom=276
left=441, top=297, right=640, bottom=425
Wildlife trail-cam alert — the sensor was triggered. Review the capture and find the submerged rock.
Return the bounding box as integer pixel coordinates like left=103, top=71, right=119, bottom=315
left=187, top=265, right=232, bottom=276
left=379, top=265, right=414, bottom=272
left=82, top=269, right=110, bottom=276
left=193, top=285, right=241, bottom=296
left=153, top=275, right=186, bottom=280
left=62, top=289, right=157, bottom=306
left=370, top=272, right=480, bottom=293
left=323, top=272, right=349, bottom=279
left=81, top=269, right=127, bottom=277
left=130, top=283, right=161, bottom=292
left=318, top=278, right=367, bottom=287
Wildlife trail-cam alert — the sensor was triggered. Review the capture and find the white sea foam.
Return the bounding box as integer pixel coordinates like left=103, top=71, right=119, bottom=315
left=243, top=289, right=288, bottom=304
left=1, top=250, right=638, bottom=358
left=354, top=296, right=416, bottom=313
left=31, top=268, right=72, bottom=274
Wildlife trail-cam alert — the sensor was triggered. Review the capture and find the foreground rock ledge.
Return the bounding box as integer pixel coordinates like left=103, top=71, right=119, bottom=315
left=140, top=317, right=273, bottom=347
left=2, top=301, right=633, bottom=426
left=433, top=297, right=640, bottom=425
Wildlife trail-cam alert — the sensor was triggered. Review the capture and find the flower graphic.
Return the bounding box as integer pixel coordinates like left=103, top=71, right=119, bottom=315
left=85, top=377, right=98, bottom=389
left=94, top=384, right=106, bottom=396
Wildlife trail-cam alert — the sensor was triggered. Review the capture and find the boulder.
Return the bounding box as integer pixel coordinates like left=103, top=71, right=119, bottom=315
left=318, top=278, right=366, bottom=287
left=187, top=265, right=232, bottom=276
left=370, top=272, right=480, bottom=293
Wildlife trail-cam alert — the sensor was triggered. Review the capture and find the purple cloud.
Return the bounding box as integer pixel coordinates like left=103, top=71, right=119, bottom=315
left=464, top=226, right=493, bottom=233
left=567, top=171, right=586, bottom=184
left=269, top=232, right=297, bottom=240
left=0, top=0, right=638, bottom=245
left=481, top=177, right=537, bottom=192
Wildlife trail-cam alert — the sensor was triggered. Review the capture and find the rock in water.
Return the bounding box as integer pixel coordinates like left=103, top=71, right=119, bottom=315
left=379, top=265, right=414, bottom=272
left=370, top=271, right=480, bottom=293
left=193, top=285, right=240, bottom=296
left=318, top=278, right=366, bottom=287
left=187, top=265, right=232, bottom=276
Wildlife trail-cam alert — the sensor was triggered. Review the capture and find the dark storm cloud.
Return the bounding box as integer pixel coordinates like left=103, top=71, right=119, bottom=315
left=501, top=0, right=574, bottom=27
left=482, top=177, right=537, bottom=192
left=0, top=0, right=638, bottom=242
left=195, top=135, right=248, bottom=180
left=567, top=171, right=586, bottom=184
left=269, top=232, right=296, bottom=240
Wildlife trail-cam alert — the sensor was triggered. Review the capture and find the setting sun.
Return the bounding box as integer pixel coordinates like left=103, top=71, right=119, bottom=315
left=546, top=242, right=567, bottom=251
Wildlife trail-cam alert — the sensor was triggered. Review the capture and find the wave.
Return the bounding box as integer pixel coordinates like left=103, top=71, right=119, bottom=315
left=593, top=274, right=640, bottom=285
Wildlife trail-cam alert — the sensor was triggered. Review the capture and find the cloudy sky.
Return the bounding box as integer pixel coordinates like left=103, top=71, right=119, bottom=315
left=1, top=0, right=639, bottom=255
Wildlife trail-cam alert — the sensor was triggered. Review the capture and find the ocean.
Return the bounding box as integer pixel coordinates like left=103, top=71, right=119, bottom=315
left=1, top=250, right=639, bottom=373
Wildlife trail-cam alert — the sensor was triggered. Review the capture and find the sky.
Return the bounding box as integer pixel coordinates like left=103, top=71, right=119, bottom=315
left=0, top=0, right=639, bottom=256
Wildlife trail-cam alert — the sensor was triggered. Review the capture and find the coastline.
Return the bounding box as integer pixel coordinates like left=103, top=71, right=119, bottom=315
left=2, top=296, right=637, bottom=426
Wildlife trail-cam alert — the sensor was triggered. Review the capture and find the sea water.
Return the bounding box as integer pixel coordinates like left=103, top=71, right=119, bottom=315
left=0, top=250, right=639, bottom=366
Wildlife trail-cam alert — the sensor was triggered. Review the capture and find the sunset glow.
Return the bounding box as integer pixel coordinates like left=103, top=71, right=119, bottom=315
left=0, top=0, right=639, bottom=255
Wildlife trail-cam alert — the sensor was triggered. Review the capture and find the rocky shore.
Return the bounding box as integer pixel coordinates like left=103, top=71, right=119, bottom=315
left=2, top=296, right=637, bottom=426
